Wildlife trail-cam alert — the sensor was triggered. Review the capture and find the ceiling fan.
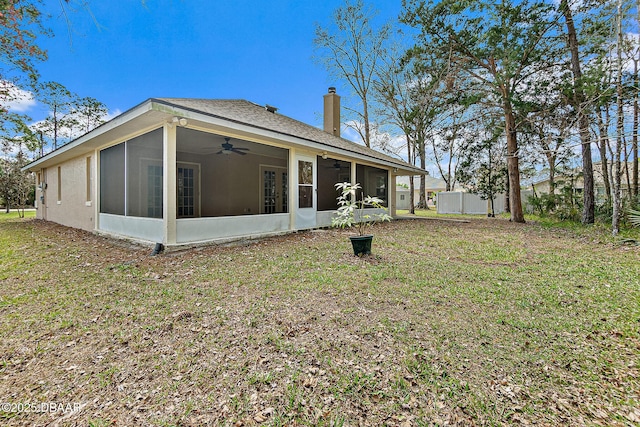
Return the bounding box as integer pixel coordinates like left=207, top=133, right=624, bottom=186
left=325, top=160, right=348, bottom=170
left=216, top=137, right=249, bottom=155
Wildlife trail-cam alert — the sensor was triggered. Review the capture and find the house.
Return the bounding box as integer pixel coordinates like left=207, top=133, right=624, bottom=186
left=24, top=90, right=424, bottom=246
left=395, top=175, right=448, bottom=210
left=530, top=162, right=635, bottom=202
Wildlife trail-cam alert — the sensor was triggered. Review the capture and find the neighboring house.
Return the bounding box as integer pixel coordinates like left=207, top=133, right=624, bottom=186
left=24, top=91, right=424, bottom=246
left=530, top=162, right=634, bottom=201
left=395, top=175, right=448, bottom=210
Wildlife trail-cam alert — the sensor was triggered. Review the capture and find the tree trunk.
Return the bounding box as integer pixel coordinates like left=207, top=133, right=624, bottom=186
left=544, top=144, right=556, bottom=196
left=53, top=104, right=58, bottom=150
left=504, top=167, right=510, bottom=213
left=409, top=176, right=415, bottom=214
left=561, top=0, right=594, bottom=224
left=625, top=139, right=632, bottom=196
left=406, top=134, right=415, bottom=214
left=419, top=149, right=427, bottom=209
left=505, top=105, right=525, bottom=222
left=633, top=52, right=639, bottom=199
left=362, top=96, right=371, bottom=148
left=580, top=120, right=595, bottom=224
left=597, top=108, right=612, bottom=203
left=612, top=0, right=624, bottom=235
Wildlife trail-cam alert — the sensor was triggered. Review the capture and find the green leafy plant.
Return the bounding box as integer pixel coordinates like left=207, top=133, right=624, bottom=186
left=331, top=182, right=392, bottom=236
left=628, top=208, right=640, bottom=228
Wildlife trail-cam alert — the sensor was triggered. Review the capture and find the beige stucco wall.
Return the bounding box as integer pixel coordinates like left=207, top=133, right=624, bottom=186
left=38, top=155, right=95, bottom=231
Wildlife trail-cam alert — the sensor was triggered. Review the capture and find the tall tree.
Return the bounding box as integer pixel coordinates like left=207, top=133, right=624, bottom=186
left=33, top=81, right=78, bottom=150
left=630, top=7, right=639, bottom=200
left=314, top=0, right=391, bottom=148
left=402, top=0, right=559, bottom=223
left=457, top=122, right=507, bottom=217
left=0, top=0, right=49, bottom=108
left=72, top=96, right=108, bottom=135
left=612, top=0, right=625, bottom=234
left=0, top=121, right=37, bottom=214
left=1, top=0, right=46, bottom=157
left=596, top=106, right=613, bottom=203
left=560, top=0, right=595, bottom=224
left=374, top=45, right=420, bottom=213
left=431, top=108, right=466, bottom=192
left=375, top=38, right=450, bottom=210
left=524, top=108, right=574, bottom=197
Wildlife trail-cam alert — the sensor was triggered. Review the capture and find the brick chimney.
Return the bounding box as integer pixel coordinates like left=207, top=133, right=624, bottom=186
left=323, top=87, right=340, bottom=137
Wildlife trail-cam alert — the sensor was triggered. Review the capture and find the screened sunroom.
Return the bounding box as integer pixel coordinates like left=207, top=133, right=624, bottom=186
left=26, top=97, right=422, bottom=246
left=98, top=127, right=292, bottom=244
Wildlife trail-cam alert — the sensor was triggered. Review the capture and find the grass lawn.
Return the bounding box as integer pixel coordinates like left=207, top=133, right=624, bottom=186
left=0, top=213, right=639, bottom=426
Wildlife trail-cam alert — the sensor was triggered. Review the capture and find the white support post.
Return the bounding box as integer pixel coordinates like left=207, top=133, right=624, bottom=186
left=389, top=170, right=396, bottom=217
left=163, top=123, right=177, bottom=245
left=93, top=149, right=99, bottom=230
left=289, top=147, right=297, bottom=231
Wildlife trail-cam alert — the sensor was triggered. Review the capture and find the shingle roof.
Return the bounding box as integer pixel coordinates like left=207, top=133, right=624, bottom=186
left=152, top=98, right=423, bottom=173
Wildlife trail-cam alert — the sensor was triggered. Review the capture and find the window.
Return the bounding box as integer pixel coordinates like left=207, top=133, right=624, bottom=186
left=147, top=165, right=163, bottom=218
left=177, top=166, right=195, bottom=217
left=282, top=172, right=288, bottom=212
left=57, top=166, right=62, bottom=202
left=400, top=195, right=405, bottom=200
left=263, top=169, right=276, bottom=214
left=86, top=157, right=91, bottom=202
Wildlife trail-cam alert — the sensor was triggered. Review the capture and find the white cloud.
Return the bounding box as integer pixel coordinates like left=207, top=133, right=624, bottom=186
left=0, top=81, right=36, bottom=113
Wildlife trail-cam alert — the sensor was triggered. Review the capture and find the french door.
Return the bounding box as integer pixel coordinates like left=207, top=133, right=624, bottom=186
left=261, top=166, right=288, bottom=214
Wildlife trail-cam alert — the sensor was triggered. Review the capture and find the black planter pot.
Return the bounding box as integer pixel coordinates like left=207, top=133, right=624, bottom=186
left=349, top=235, right=373, bottom=256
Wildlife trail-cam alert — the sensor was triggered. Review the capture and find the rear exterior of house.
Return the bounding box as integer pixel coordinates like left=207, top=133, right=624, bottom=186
left=27, top=94, right=423, bottom=246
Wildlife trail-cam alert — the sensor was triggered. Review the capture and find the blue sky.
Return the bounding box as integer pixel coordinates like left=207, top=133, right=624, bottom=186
left=28, top=0, right=402, bottom=133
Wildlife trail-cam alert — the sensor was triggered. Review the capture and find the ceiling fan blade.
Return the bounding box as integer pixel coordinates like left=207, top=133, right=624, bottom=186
left=232, top=149, right=247, bottom=155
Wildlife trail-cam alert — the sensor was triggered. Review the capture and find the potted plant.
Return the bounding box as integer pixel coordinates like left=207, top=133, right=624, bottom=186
left=331, top=182, right=392, bottom=256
